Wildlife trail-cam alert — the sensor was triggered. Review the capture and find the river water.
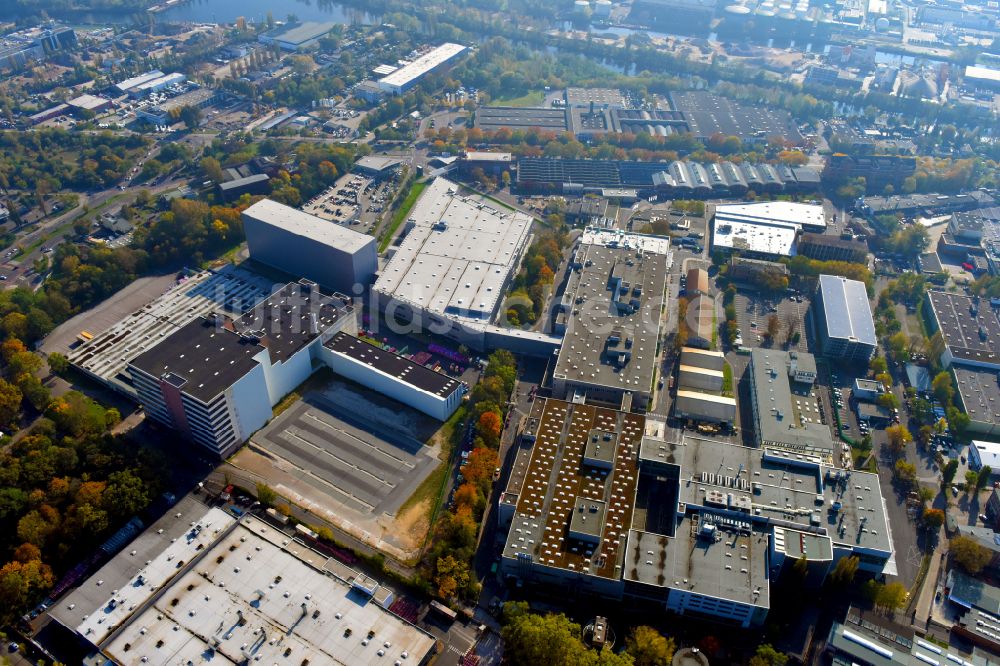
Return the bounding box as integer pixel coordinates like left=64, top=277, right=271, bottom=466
left=158, top=0, right=376, bottom=25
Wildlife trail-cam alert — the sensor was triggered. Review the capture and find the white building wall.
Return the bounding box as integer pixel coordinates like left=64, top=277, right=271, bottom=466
left=666, top=588, right=758, bottom=628
left=319, top=347, right=457, bottom=421
left=259, top=343, right=317, bottom=407
left=229, top=363, right=273, bottom=443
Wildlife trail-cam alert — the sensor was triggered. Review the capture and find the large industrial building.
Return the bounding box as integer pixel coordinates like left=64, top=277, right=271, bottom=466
left=66, top=266, right=275, bottom=397
left=551, top=230, right=672, bottom=411
left=372, top=177, right=533, bottom=341
left=243, top=198, right=378, bottom=294
left=320, top=331, right=467, bottom=421
left=498, top=398, right=893, bottom=628
left=377, top=43, right=467, bottom=95
left=925, top=290, right=1000, bottom=371
left=812, top=274, right=877, bottom=361
left=48, top=497, right=436, bottom=665
left=953, top=366, right=1000, bottom=437
left=711, top=201, right=827, bottom=259
left=128, top=281, right=357, bottom=457
left=514, top=157, right=820, bottom=197
left=258, top=21, right=338, bottom=50
left=747, top=349, right=838, bottom=461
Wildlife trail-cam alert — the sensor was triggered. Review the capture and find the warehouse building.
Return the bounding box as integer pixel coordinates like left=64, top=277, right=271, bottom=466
left=48, top=498, right=435, bottom=666
left=953, top=366, right=1000, bottom=437
left=128, top=281, right=357, bottom=457
left=218, top=173, right=270, bottom=201
left=498, top=398, right=892, bottom=628
left=320, top=331, right=467, bottom=421
left=258, top=21, right=338, bottom=50
left=66, top=266, right=274, bottom=397
left=114, top=69, right=165, bottom=94
left=925, top=290, right=1000, bottom=371
left=551, top=231, right=672, bottom=411
left=243, top=198, right=377, bottom=294
left=711, top=201, right=826, bottom=259
left=129, top=71, right=186, bottom=97
left=136, top=87, right=223, bottom=125
left=66, top=93, right=111, bottom=114
left=674, top=390, right=737, bottom=423
left=373, top=177, right=533, bottom=345
left=812, top=274, right=877, bottom=361
left=748, top=349, right=836, bottom=460
left=377, top=43, right=466, bottom=95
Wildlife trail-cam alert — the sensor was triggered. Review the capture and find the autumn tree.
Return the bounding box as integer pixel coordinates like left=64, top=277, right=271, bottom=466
left=0, top=378, right=22, bottom=426
left=886, top=425, right=912, bottom=457
left=951, top=535, right=993, bottom=574
left=626, top=625, right=675, bottom=665
left=765, top=314, right=780, bottom=341
left=434, top=554, right=470, bottom=599
left=749, top=644, right=788, bottom=666
left=462, top=447, right=499, bottom=494
left=478, top=410, right=503, bottom=448
left=922, top=508, right=945, bottom=530
left=932, top=371, right=955, bottom=405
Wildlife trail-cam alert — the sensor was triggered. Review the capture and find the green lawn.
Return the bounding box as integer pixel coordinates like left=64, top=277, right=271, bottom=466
left=722, top=362, right=733, bottom=397
left=489, top=91, right=545, bottom=108
left=379, top=180, right=427, bottom=253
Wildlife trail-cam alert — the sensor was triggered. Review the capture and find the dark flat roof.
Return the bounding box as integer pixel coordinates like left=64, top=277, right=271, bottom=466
left=130, top=282, right=353, bottom=403
left=129, top=316, right=262, bottom=403
left=324, top=331, right=463, bottom=398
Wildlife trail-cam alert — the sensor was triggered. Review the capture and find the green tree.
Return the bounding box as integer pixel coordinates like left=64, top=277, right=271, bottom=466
left=933, top=371, right=955, bottom=405
left=626, top=625, right=675, bottom=665
left=103, top=470, right=150, bottom=521
left=749, top=644, right=788, bottom=666
left=886, top=425, right=912, bottom=457
left=977, top=466, right=993, bottom=491
left=828, top=555, right=859, bottom=586
left=942, top=459, right=959, bottom=486
left=875, top=581, right=908, bottom=612
left=255, top=482, right=277, bottom=507
left=200, top=157, right=225, bottom=184
left=966, top=470, right=979, bottom=493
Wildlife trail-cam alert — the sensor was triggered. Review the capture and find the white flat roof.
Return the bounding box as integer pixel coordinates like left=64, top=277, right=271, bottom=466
left=116, top=70, right=165, bottom=91
left=578, top=227, right=673, bottom=255
left=98, top=516, right=435, bottom=665
left=972, top=440, right=1000, bottom=468
left=374, top=178, right=532, bottom=321
left=378, top=43, right=466, bottom=88
left=715, top=201, right=826, bottom=230
left=966, top=65, right=1000, bottom=84
left=243, top=198, right=375, bottom=254
left=712, top=217, right=798, bottom=256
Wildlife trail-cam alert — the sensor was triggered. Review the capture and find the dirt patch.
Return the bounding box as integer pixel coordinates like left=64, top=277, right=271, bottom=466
left=389, top=498, right=432, bottom=551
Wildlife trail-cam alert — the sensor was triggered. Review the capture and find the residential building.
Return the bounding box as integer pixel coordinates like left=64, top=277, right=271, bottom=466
left=243, top=198, right=377, bottom=294
left=812, top=274, right=877, bottom=361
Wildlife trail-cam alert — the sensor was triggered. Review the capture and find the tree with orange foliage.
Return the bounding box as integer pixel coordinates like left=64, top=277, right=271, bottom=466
left=462, top=447, right=500, bottom=493
left=453, top=482, right=484, bottom=519
left=477, top=411, right=503, bottom=448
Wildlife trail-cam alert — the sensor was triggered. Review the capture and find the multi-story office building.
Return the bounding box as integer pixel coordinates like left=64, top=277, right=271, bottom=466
left=812, top=274, right=877, bottom=361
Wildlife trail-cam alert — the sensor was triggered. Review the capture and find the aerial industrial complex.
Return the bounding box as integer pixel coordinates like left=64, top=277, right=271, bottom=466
left=371, top=178, right=559, bottom=353
left=498, top=398, right=892, bottom=628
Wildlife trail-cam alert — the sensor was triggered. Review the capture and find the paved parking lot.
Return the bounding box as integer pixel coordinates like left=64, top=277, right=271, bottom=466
left=733, top=290, right=811, bottom=351
left=253, top=392, right=438, bottom=516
